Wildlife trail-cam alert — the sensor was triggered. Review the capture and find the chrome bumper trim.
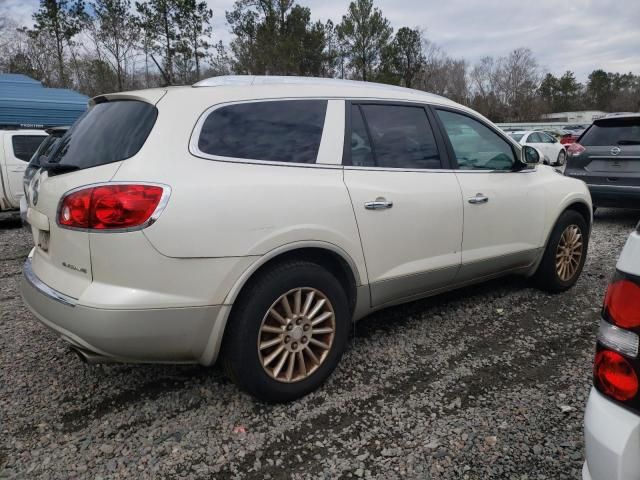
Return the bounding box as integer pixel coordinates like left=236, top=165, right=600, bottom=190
left=23, top=257, right=77, bottom=307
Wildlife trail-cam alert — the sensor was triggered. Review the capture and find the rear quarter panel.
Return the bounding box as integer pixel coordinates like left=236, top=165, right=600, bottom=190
left=111, top=88, right=368, bottom=287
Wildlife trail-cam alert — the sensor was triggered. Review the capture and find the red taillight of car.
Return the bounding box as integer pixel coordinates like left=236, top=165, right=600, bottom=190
left=604, top=279, right=640, bottom=329
left=566, top=142, right=585, bottom=155
left=59, top=184, right=167, bottom=230
left=594, top=349, right=639, bottom=402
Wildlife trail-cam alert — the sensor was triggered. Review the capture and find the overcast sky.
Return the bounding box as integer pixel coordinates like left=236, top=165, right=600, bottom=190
left=4, top=0, right=639, bottom=81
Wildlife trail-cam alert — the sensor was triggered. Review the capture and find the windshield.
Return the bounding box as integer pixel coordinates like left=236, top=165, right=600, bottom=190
left=45, top=100, right=157, bottom=171
left=581, top=118, right=640, bottom=146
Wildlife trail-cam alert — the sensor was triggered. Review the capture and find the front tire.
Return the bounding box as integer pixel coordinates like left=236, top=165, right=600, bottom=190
left=222, top=260, right=349, bottom=402
left=533, top=210, right=589, bottom=293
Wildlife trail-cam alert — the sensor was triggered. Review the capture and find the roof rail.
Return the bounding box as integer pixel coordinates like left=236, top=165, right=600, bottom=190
left=192, top=75, right=447, bottom=99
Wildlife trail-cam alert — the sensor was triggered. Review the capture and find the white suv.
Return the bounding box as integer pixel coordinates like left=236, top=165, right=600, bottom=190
left=21, top=76, right=592, bottom=402
left=583, top=224, right=640, bottom=480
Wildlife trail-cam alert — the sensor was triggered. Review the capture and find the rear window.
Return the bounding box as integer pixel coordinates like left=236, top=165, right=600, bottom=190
left=581, top=118, right=640, bottom=146
left=12, top=135, right=46, bottom=161
left=48, top=100, right=157, bottom=169
left=197, top=100, right=327, bottom=163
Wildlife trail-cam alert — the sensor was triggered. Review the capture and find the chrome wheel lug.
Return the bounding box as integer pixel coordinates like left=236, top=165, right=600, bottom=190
left=302, top=337, right=307, bottom=343
left=303, top=324, right=310, bottom=331
left=285, top=336, right=290, bottom=343
left=292, top=342, right=298, bottom=349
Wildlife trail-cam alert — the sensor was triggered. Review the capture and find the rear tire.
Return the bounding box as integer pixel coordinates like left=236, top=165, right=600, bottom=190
left=533, top=210, right=589, bottom=293
left=222, top=260, right=349, bottom=403
left=556, top=150, right=566, bottom=166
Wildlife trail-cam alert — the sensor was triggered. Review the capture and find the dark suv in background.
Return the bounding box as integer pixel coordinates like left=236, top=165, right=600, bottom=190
left=565, top=114, right=640, bottom=209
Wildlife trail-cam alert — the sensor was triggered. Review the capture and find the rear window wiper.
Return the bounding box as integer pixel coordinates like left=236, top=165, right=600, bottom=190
left=39, top=159, right=80, bottom=173
left=618, top=140, right=640, bottom=145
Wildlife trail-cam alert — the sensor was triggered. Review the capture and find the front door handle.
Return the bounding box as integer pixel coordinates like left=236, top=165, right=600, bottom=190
left=365, top=197, right=393, bottom=210
left=468, top=193, right=489, bottom=204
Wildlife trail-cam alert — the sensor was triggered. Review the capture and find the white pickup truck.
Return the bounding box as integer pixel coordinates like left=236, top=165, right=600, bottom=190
left=0, top=129, right=47, bottom=213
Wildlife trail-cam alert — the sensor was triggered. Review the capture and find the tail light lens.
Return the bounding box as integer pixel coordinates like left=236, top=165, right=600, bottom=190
left=604, top=279, right=640, bottom=329
left=59, top=184, right=169, bottom=230
left=594, top=349, right=639, bottom=401
left=566, top=142, right=585, bottom=156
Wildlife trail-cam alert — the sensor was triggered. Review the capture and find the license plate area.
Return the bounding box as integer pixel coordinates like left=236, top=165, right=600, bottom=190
left=37, top=230, right=50, bottom=252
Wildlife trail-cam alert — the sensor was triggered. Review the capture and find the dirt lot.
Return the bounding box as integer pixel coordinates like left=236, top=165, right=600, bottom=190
left=1, top=209, right=638, bottom=479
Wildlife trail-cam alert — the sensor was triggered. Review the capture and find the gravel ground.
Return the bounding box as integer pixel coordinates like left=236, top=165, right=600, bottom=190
left=1, top=209, right=639, bottom=480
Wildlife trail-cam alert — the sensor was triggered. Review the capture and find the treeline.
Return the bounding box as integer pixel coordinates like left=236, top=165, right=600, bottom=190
left=0, top=0, right=638, bottom=122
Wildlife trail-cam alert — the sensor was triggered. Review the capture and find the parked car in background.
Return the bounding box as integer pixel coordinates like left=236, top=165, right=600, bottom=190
left=20, top=127, right=68, bottom=224
left=21, top=76, right=592, bottom=402
left=508, top=130, right=566, bottom=166
left=565, top=114, right=640, bottom=209
left=583, top=222, right=640, bottom=480
left=0, top=129, right=47, bottom=213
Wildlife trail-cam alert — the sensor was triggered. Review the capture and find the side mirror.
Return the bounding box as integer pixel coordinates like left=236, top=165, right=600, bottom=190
left=523, top=145, right=541, bottom=164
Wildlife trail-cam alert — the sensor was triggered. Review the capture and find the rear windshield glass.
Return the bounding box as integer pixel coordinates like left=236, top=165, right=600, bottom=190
left=47, top=100, right=157, bottom=169
left=197, top=100, right=327, bottom=163
left=12, top=135, right=46, bottom=161
left=581, top=119, right=640, bottom=146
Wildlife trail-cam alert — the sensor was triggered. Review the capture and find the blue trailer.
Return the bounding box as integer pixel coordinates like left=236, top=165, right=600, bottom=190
left=0, top=74, right=88, bottom=129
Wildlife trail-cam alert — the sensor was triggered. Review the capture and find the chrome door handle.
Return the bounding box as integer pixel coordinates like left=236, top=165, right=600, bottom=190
left=468, top=194, right=489, bottom=204
left=365, top=197, right=393, bottom=210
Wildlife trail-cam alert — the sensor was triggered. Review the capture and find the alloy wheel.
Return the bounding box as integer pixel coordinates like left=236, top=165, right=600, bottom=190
left=555, top=224, right=583, bottom=281
left=258, top=287, right=336, bottom=383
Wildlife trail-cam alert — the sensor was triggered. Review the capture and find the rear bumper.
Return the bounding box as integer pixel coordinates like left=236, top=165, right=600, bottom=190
left=21, top=257, right=226, bottom=364
left=586, top=184, right=640, bottom=208
left=583, top=388, right=640, bottom=480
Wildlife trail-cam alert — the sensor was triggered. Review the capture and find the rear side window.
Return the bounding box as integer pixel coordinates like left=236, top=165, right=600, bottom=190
left=197, top=100, right=327, bottom=163
left=581, top=119, right=640, bottom=146
left=357, top=104, right=441, bottom=169
left=509, top=133, right=524, bottom=142
left=12, top=135, right=46, bottom=161
left=48, top=100, right=157, bottom=169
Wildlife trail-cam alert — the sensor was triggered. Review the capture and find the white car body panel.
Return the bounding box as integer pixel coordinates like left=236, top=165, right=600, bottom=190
left=0, top=130, right=47, bottom=210
left=19, top=77, right=593, bottom=365
left=583, top=230, right=640, bottom=480
left=510, top=130, right=565, bottom=165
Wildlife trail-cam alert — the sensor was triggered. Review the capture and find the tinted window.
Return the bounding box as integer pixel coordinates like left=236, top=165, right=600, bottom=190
left=527, top=132, right=542, bottom=143
left=48, top=101, right=158, bottom=170
left=198, top=100, right=327, bottom=163
left=509, top=133, right=524, bottom=142
left=541, top=133, right=555, bottom=143
left=581, top=118, right=640, bottom=146
left=436, top=109, right=515, bottom=171
left=359, top=104, right=441, bottom=169
left=349, top=105, right=375, bottom=167
left=12, top=135, right=46, bottom=161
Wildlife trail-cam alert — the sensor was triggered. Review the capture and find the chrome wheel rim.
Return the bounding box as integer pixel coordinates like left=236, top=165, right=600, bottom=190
left=258, top=287, right=336, bottom=383
left=555, top=224, right=583, bottom=281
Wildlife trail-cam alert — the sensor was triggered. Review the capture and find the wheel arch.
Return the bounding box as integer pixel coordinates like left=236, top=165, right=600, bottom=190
left=527, top=199, right=592, bottom=277
left=198, top=242, right=364, bottom=366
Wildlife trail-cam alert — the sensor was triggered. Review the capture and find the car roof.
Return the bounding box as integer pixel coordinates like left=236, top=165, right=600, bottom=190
left=595, top=113, right=640, bottom=124
left=97, top=75, right=473, bottom=113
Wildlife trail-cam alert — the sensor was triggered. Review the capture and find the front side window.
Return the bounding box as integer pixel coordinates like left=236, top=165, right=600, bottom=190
left=198, top=100, right=327, bottom=163
left=12, top=135, right=46, bottom=162
left=356, top=104, right=441, bottom=169
left=436, top=109, right=515, bottom=171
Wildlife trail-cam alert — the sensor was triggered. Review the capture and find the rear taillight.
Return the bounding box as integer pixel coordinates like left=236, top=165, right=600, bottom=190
left=604, top=279, right=640, bottom=329
left=594, top=349, right=639, bottom=402
left=58, top=184, right=169, bottom=230
left=566, top=142, right=585, bottom=156
left=594, top=271, right=640, bottom=409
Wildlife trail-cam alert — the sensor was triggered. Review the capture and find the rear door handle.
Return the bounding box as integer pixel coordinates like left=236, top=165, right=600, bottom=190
left=365, top=197, right=393, bottom=210
left=468, top=194, right=489, bottom=204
